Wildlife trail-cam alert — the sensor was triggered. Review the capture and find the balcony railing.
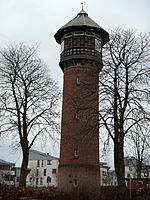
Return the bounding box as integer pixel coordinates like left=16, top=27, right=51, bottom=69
left=60, top=48, right=101, bottom=62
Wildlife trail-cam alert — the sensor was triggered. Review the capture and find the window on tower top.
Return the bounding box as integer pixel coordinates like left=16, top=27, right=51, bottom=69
left=95, top=38, right=101, bottom=52
left=65, top=32, right=73, bottom=38
left=74, top=31, right=84, bottom=36
left=85, top=31, right=94, bottom=37
left=60, top=41, right=64, bottom=53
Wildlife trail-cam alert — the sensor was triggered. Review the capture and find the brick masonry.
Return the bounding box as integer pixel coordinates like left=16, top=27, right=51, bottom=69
left=58, top=63, right=101, bottom=193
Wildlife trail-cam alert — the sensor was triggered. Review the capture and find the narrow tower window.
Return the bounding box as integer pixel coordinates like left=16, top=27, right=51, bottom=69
left=73, top=179, right=79, bottom=187
left=74, top=149, right=80, bottom=158
left=75, top=112, right=80, bottom=120
left=76, top=77, right=80, bottom=85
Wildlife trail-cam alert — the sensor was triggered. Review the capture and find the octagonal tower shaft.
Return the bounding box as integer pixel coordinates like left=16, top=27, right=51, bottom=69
left=54, top=9, right=109, bottom=193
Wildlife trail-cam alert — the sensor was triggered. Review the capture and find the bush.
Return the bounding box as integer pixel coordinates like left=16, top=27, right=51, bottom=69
left=1, top=185, right=150, bottom=200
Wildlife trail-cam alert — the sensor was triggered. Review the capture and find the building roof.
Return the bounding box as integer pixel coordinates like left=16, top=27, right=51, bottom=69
left=0, top=159, right=15, bottom=166
left=29, top=149, right=59, bottom=161
left=100, top=162, right=111, bottom=170
left=61, top=9, right=101, bottom=30
left=54, top=9, right=109, bottom=45
left=109, top=170, right=116, bottom=176
left=100, top=162, right=107, bottom=166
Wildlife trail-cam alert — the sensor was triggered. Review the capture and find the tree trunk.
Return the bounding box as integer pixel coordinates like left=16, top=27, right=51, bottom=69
left=19, top=138, right=29, bottom=187
left=114, top=139, right=126, bottom=187
left=137, top=159, right=142, bottom=179
left=114, top=139, right=128, bottom=200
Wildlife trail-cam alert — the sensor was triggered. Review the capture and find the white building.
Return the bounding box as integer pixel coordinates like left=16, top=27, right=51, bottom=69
left=124, top=157, right=137, bottom=179
left=14, top=167, right=21, bottom=186
left=26, top=149, right=59, bottom=187
left=100, top=162, right=111, bottom=186
left=124, top=156, right=150, bottom=179
left=107, top=157, right=150, bottom=186
left=0, top=159, right=15, bottom=185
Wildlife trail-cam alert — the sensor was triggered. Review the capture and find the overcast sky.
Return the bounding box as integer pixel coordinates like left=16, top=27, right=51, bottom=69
left=0, top=0, right=150, bottom=166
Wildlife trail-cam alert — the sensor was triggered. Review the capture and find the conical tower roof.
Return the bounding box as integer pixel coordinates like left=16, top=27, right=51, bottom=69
left=54, top=9, right=109, bottom=45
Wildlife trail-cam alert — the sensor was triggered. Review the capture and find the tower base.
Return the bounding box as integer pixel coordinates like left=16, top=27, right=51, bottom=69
left=58, top=164, right=100, bottom=193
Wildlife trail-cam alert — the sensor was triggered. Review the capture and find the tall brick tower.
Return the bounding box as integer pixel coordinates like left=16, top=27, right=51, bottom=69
left=54, top=8, right=109, bottom=193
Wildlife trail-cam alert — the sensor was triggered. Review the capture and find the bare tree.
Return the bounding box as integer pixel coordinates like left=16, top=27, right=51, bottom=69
left=0, top=44, right=60, bottom=186
left=126, top=122, right=150, bottom=178
left=99, top=28, right=150, bottom=190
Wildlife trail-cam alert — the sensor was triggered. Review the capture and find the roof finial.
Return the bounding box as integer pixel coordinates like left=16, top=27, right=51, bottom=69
left=81, top=2, right=84, bottom=10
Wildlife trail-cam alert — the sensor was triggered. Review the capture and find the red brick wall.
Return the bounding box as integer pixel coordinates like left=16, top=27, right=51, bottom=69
left=58, top=63, right=100, bottom=193
left=58, top=165, right=100, bottom=193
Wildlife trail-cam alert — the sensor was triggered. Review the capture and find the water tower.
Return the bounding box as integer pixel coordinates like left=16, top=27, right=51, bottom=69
left=54, top=8, right=109, bottom=193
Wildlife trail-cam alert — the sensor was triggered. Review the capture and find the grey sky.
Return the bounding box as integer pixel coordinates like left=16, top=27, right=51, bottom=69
left=0, top=0, right=149, bottom=82
left=0, top=0, right=150, bottom=166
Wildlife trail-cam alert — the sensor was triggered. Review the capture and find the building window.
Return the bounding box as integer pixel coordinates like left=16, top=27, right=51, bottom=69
left=73, top=179, right=78, bottom=187
left=47, top=160, right=51, bottom=165
left=127, top=173, right=131, bottom=178
left=41, top=160, right=44, bottom=167
left=129, top=166, right=132, bottom=171
left=76, top=77, right=80, bottom=85
left=52, top=169, right=56, bottom=174
left=74, top=149, right=80, bottom=158
left=36, top=178, right=38, bottom=186
left=44, top=169, right=46, bottom=176
left=30, top=177, right=32, bottom=185
left=37, top=160, right=40, bottom=167
left=47, top=176, right=51, bottom=183
left=16, top=177, right=20, bottom=182
left=36, top=169, right=39, bottom=176
left=40, top=177, right=43, bottom=185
